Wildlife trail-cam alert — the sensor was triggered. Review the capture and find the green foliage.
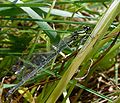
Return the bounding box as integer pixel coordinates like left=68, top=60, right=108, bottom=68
left=8, top=33, right=33, bottom=52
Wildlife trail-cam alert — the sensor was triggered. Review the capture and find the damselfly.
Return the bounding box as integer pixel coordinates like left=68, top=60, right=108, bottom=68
left=6, top=26, right=91, bottom=97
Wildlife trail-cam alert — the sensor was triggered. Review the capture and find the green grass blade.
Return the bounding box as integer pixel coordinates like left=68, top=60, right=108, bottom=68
left=46, top=0, right=120, bottom=102
left=8, top=0, right=60, bottom=44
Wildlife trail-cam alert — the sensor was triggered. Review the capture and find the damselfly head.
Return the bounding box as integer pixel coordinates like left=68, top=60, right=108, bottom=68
left=82, top=26, right=91, bottom=33
left=71, top=26, right=91, bottom=38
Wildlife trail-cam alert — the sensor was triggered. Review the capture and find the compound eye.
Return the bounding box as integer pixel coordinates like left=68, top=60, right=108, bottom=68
left=84, top=26, right=90, bottom=30
left=82, top=26, right=91, bottom=34
left=86, top=26, right=90, bottom=30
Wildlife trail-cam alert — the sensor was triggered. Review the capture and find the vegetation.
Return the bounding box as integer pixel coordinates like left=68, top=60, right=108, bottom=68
left=0, top=0, right=120, bottom=103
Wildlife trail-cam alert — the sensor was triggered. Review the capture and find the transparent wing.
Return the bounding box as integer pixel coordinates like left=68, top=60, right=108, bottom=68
left=7, top=26, right=91, bottom=96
